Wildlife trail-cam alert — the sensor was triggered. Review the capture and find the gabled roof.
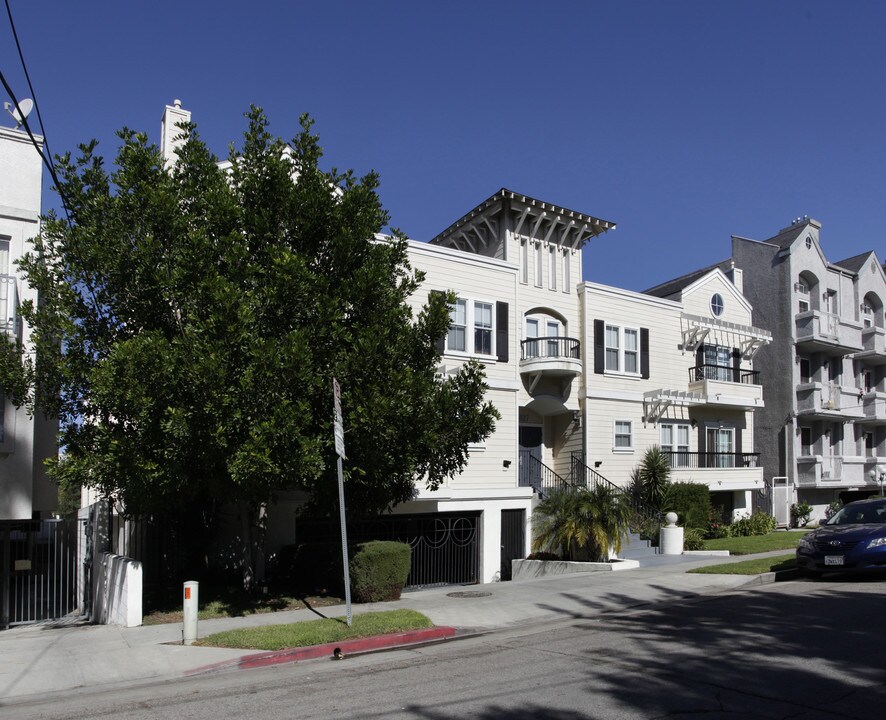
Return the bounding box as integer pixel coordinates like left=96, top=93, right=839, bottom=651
left=642, top=259, right=731, bottom=299
left=832, top=250, right=874, bottom=274
left=763, top=222, right=809, bottom=250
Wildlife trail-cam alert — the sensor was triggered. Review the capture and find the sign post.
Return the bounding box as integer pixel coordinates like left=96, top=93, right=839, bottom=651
left=333, top=378, right=352, bottom=626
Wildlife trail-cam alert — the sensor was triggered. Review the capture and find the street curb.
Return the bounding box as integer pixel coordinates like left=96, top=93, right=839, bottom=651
left=185, top=626, right=458, bottom=676
left=739, top=568, right=803, bottom=587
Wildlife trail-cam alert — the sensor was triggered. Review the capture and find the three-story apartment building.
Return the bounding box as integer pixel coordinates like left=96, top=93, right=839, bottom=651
left=729, top=218, right=886, bottom=517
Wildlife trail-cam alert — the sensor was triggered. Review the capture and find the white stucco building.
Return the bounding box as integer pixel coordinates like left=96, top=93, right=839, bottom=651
left=0, top=125, right=57, bottom=519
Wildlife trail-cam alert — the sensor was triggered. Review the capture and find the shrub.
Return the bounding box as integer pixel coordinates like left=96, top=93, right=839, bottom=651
left=704, top=508, right=730, bottom=539
left=665, top=482, right=712, bottom=530
left=683, top=528, right=705, bottom=551
left=790, top=501, right=813, bottom=527
left=729, top=511, right=777, bottom=537
left=630, top=446, right=672, bottom=509
left=349, top=541, right=411, bottom=603
left=525, top=551, right=560, bottom=561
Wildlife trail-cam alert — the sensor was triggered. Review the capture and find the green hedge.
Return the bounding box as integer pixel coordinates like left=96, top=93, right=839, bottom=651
left=349, top=540, right=412, bottom=603
left=665, top=482, right=712, bottom=530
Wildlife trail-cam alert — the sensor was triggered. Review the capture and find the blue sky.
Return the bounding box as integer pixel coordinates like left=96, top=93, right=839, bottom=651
left=2, top=1, right=884, bottom=291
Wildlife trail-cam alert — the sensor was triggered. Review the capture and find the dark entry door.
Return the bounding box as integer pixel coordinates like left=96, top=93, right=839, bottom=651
left=500, top=509, right=526, bottom=581
left=519, top=426, right=543, bottom=491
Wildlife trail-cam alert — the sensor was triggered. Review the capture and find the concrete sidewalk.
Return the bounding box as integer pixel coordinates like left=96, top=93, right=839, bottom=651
left=0, top=551, right=796, bottom=705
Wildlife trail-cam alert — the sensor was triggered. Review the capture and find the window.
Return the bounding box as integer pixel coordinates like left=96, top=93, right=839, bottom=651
left=702, top=344, right=732, bottom=382
left=710, top=293, right=724, bottom=317
left=594, top=320, right=648, bottom=378
left=614, top=420, right=633, bottom=450
left=799, top=357, right=811, bottom=384
left=866, top=431, right=874, bottom=456
left=562, top=249, right=571, bottom=293
left=706, top=427, right=735, bottom=468
left=546, top=320, right=560, bottom=357
left=520, top=239, right=528, bottom=284
left=549, top=246, right=557, bottom=291
left=800, top=427, right=812, bottom=455
left=605, top=325, right=640, bottom=375
left=447, top=299, right=467, bottom=352
left=605, top=325, right=620, bottom=371
left=534, top=243, right=543, bottom=288
left=474, top=302, right=492, bottom=355
left=661, top=423, right=690, bottom=468
left=447, top=297, right=496, bottom=357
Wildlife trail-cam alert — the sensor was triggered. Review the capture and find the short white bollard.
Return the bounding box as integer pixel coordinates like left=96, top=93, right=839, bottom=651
left=659, top=512, right=685, bottom=555
left=183, top=580, right=199, bottom=645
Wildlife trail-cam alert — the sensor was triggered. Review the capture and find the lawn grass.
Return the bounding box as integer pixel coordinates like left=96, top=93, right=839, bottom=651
left=688, top=554, right=797, bottom=575
left=702, top=530, right=808, bottom=555
left=195, top=609, right=434, bottom=651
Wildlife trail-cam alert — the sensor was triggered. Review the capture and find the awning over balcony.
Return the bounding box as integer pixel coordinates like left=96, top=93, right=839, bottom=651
left=681, top=313, right=772, bottom=360
left=643, top=389, right=704, bottom=424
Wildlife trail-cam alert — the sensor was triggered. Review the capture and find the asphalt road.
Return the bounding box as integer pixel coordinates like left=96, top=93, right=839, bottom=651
left=7, top=576, right=886, bottom=720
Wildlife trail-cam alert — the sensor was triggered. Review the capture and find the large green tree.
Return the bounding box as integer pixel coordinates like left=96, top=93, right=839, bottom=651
left=0, top=109, right=499, bottom=537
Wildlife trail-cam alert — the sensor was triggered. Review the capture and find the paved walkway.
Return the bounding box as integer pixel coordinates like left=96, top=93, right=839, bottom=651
left=0, top=551, right=795, bottom=705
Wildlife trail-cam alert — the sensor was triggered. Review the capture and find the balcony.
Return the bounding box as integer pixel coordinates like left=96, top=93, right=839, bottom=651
left=520, top=337, right=582, bottom=396
left=797, top=455, right=848, bottom=487
left=686, top=364, right=764, bottom=409
left=1, top=274, right=19, bottom=337
left=858, top=392, right=886, bottom=425
left=663, top=451, right=764, bottom=490
left=854, top=327, right=886, bottom=366
left=795, top=310, right=863, bottom=355
left=795, top=383, right=865, bottom=420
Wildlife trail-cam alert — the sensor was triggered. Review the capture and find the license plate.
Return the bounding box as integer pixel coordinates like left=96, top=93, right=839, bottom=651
left=824, top=556, right=845, bottom=566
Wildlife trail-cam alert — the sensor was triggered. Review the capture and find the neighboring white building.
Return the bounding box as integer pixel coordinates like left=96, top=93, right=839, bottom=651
left=729, top=219, right=886, bottom=518
left=0, top=125, right=57, bottom=520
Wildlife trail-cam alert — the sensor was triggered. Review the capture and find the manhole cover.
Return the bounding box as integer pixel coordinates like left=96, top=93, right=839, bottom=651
left=446, top=591, right=492, bottom=599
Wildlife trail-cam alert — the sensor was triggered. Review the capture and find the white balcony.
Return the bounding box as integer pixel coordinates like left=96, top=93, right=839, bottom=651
left=687, top=366, right=764, bottom=409
left=519, top=337, right=582, bottom=400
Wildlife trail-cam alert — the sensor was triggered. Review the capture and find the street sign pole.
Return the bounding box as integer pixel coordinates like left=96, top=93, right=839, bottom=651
left=333, top=378, right=352, bottom=627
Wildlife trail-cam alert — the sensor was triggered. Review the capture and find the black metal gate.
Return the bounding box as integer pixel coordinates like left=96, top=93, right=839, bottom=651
left=1, top=518, right=87, bottom=628
left=296, top=512, right=481, bottom=588
left=500, top=509, right=525, bottom=581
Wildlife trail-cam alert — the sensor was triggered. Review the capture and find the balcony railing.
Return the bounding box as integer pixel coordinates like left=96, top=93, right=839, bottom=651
left=662, top=451, right=760, bottom=469
left=688, top=364, right=760, bottom=385
left=520, top=336, right=580, bottom=361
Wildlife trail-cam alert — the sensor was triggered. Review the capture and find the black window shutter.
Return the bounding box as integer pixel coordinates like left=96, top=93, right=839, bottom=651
left=732, top=348, right=741, bottom=383
left=594, top=320, right=604, bottom=374
left=640, top=328, right=650, bottom=379
left=496, top=302, right=509, bottom=363
left=430, top=290, right=446, bottom=354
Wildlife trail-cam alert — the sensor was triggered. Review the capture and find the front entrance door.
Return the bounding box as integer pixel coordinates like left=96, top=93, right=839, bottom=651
left=500, top=509, right=526, bottom=581
left=519, top=426, right=543, bottom=492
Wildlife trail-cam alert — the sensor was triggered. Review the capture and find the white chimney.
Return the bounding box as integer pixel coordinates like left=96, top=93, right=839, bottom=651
left=160, top=99, right=191, bottom=169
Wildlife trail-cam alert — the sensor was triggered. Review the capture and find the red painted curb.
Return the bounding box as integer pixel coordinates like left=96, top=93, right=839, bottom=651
left=186, top=626, right=457, bottom=676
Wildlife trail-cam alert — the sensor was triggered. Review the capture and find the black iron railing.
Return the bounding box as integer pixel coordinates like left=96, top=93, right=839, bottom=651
left=688, top=364, right=760, bottom=385
left=570, top=453, right=663, bottom=541
left=662, top=451, right=760, bottom=469
left=518, top=452, right=574, bottom=498
left=520, top=337, right=581, bottom=361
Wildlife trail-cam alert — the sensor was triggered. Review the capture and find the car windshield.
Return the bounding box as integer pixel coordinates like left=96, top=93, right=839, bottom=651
left=827, top=502, right=886, bottom=526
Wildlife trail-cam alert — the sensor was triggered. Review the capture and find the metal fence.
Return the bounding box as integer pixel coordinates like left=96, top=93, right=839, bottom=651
left=1, top=518, right=87, bottom=628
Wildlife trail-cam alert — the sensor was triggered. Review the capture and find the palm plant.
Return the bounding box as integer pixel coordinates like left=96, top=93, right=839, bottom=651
left=532, top=485, right=633, bottom=562
left=635, top=445, right=672, bottom=509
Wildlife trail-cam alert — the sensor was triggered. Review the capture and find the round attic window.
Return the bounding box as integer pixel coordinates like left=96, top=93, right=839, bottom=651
left=711, top=293, right=724, bottom=317
left=805, top=236, right=813, bottom=249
